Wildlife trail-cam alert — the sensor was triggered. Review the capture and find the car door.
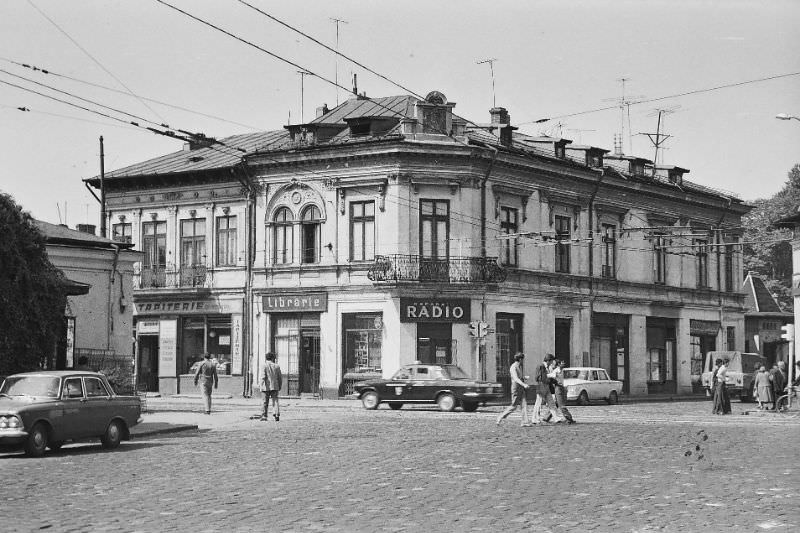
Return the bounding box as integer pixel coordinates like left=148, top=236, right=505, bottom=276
left=384, top=366, right=412, bottom=401
left=595, top=369, right=612, bottom=398
left=587, top=370, right=600, bottom=400
left=60, top=377, right=91, bottom=439
left=83, top=377, right=114, bottom=437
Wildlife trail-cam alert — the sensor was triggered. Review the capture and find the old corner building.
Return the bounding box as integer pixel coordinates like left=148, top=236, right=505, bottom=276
left=84, top=91, right=751, bottom=399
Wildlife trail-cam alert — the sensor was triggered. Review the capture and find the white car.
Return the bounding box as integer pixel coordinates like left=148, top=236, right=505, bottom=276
left=563, top=367, right=623, bottom=405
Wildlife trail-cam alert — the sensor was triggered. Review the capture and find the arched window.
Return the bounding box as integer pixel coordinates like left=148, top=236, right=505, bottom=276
left=301, top=205, right=322, bottom=264
left=273, top=207, right=294, bottom=264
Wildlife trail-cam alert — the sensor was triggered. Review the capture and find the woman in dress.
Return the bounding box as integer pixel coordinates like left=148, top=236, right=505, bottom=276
left=753, top=365, right=772, bottom=410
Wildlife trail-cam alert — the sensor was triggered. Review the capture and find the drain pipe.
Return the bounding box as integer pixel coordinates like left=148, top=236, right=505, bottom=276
left=587, top=168, right=606, bottom=360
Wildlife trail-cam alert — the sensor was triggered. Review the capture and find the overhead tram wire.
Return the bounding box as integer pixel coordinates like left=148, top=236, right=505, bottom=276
left=231, top=0, right=498, bottom=136
left=0, top=56, right=261, bottom=131
left=520, top=71, right=800, bottom=125
left=26, top=0, right=166, bottom=125
left=0, top=102, right=141, bottom=130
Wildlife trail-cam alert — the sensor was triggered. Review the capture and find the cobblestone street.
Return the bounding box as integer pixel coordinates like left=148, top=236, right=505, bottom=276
left=2, top=401, right=798, bottom=532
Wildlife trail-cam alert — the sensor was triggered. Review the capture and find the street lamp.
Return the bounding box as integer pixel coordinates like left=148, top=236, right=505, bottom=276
left=776, top=113, right=800, bottom=121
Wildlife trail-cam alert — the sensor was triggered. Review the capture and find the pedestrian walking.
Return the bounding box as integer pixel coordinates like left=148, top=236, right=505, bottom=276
left=753, top=365, right=772, bottom=410
left=719, top=358, right=732, bottom=414
left=770, top=362, right=786, bottom=411
left=193, top=352, right=218, bottom=414
left=260, top=352, right=283, bottom=421
left=496, top=352, right=532, bottom=426
left=550, top=359, right=575, bottom=424
left=532, top=354, right=563, bottom=424
left=711, top=358, right=724, bottom=415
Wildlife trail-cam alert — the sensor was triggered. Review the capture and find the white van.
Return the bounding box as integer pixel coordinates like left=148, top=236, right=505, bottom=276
left=701, top=351, right=767, bottom=402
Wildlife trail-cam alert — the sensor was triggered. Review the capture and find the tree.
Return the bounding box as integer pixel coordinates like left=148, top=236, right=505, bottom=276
left=0, top=193, right=67, bottom=374
left=742, top=164, right=800, bottom=311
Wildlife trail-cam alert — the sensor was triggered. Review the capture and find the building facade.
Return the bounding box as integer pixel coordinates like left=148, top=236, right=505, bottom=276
left=87, top=91, right=751, bottom=398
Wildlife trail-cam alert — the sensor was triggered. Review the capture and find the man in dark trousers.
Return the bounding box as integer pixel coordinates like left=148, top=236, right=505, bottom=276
left=193, top=352, right=218, bottom=414
left=770, top=361, right=786, bottom=411
left=532, top=354, right=563, bottom=424
left=260, top=352, right=283, bottom=421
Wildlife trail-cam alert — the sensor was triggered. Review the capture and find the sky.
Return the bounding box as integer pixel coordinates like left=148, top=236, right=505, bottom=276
left=1, top=0, right=799, bottom=228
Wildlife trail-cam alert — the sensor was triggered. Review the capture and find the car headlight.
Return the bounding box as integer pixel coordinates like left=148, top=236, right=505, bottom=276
left=567, top=386, right=577, bottom=395
left=0, top=415, right=21, bottom=429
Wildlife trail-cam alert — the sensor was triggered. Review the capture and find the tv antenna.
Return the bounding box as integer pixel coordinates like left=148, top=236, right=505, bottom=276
left=603, top=78, right=644, bottom=154
left=330, top=17, right=348, bottom=105
left=476, top=58, right=498, bottom=108
left=639, top=106, right=680, bottom=170
left=566, top=127, right=596, bottom=144
left=297, top=70, right=310, bottom=123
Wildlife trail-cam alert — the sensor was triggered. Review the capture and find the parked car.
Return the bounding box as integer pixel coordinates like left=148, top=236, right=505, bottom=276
left=562, top=367, right=623, bottom=405
left=700, top=351, right=767, bottom=402
left=0, top=371, right=142, bottom=457
left=354, top=363, right=503, bottom=412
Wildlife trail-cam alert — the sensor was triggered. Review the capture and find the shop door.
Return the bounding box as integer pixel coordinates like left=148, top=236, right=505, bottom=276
left=417, top=323, right=452, bottom=365
left=496, top=314, right=523, bottom=398
left=137, top=335, right=159, bottom=392
left=555, top=318, right=571, bottom=366
left=300, top=329, right=320, bottom=395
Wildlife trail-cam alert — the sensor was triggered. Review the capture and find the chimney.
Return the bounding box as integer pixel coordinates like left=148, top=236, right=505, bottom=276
left=76, top=224, right=96, bottom=235
left=490, top=107, right=510, bottom=125
left=316, top=104, right=329, bottom=118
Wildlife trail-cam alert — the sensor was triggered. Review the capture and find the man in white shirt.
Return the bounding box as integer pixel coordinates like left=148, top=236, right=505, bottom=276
left=496, top=353, right=533, bottom=426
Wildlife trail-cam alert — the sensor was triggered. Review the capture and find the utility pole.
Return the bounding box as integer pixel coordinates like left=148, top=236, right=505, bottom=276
left=330, top=17, right=348, bottom=105
left=297, top=70, right=309, bottom=123
left=100, top=136, right=106, bottom=238
left=476, top=58, right=498, bottom=108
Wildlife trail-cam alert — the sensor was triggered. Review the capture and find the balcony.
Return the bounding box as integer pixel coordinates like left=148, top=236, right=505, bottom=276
left=134, top=265, right=208, bottom=290
left=367, top=255, right=506, bottom=284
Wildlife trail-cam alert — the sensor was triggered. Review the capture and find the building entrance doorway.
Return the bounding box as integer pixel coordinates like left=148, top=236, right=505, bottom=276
left=137, top=335, right=159, bottom=392
left=272, top=314, right=320, bottom=396
left=300, top=329, right=320, bottom=395
left=555, top=318, right=572, bottom=366
left=417, top=323, right=453, bottom=365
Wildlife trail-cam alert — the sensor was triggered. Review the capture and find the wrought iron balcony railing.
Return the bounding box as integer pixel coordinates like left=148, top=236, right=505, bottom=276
left=367, top=254, right=506, bottom=284
left=134, top=264, right=208, bottom=289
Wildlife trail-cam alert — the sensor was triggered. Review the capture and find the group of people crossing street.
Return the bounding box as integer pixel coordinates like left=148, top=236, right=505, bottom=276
left=496, top=352, right=575, bottom=426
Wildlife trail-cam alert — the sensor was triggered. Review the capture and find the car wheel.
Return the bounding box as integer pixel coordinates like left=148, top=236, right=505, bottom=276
left=101, top=420, right=124, bottom=449
left=578, top=390, right=590, bottom=406
left=48, top=440, right=65, bottom=451
left=437, top=393, right=456, bottom=412
left=361, top=391, right=380, bottom=410
left=607, top=391, right=619, bottom=405
left=388, top=403, right=403, bottom=410
left=24, top=423, right=49, bottom=457
left=461, top=401, right=479, bottom=412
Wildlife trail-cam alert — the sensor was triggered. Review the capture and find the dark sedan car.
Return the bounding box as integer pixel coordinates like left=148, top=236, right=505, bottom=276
left=0, top=371, right=142, bottom=457
left=353, top=363, right=503, bottom=412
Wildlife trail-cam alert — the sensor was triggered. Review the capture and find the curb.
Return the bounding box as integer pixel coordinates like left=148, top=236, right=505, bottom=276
left=130, top=424, right=199, bottom=438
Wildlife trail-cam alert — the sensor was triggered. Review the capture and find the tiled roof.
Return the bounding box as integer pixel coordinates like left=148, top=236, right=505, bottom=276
left=742, top=272, right=783, bottom=313
left=34, top=220, right=132, bottom=249
left=309, top=95, right=419, bottom=125
left=93, top=130, right=289, bottom=181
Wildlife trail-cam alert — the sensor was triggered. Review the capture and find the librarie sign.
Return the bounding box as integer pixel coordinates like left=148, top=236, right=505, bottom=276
left=263, top=292, right=328, bottom=313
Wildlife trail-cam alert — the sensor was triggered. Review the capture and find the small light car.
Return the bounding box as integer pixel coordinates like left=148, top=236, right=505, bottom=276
left=563, top=367, right=623, bottom=405
left=353, top=363, right=503, bottom=412
left=0, top=371, right=142, bottom=457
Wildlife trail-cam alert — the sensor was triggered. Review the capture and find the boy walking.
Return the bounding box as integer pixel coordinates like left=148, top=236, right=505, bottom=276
left=496, top=352, right=532, bottom=427
left=260, top=352, right=283, bottom=421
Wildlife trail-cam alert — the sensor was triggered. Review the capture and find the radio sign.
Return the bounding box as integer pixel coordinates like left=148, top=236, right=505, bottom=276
left=400, top=298, right=471, bottom=323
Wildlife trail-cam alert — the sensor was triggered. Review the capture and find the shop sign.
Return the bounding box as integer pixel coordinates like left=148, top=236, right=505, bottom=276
left=158, top=319, right=177, bottom=377
left=231, top=315, right=242, bottom=375
left=690, top=319, right=720, bottom=336
left=137, top=320, right=160, bottom=334
left=263, top=292, right=327, bottom=312
left=400, top=298, right=471, bottom=323
left=134, top=300, right=221, bottom=315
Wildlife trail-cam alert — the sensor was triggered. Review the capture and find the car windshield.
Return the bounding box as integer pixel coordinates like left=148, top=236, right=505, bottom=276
left=0, top=376, right=61, bottom=398
left=563, top=369, right=588, bottom=380
left=441, top=365, right=470, bottom=380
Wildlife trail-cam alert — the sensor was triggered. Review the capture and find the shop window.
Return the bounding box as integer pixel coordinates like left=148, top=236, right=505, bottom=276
left=216, top=215, right=237, bottom=266
left=500, top=207, right=518, bottom=267
left=181, top=218, right=206, bottom=267
left=301, top=205, right=322, bottom=264
left=726, top=326, right=736, bottom=351
left=554, top=215, right=570, bottom=273
left=273, top=207, right=294, bottom=264
left=180, top=316, right=232, bottom=375
left=420, top=199, right=449, bottom=259
left=343, top=314, right=383, bottom=374
left=349, top=201, right=375, bottom=262
left=112, top=222, right=132, bottom=244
